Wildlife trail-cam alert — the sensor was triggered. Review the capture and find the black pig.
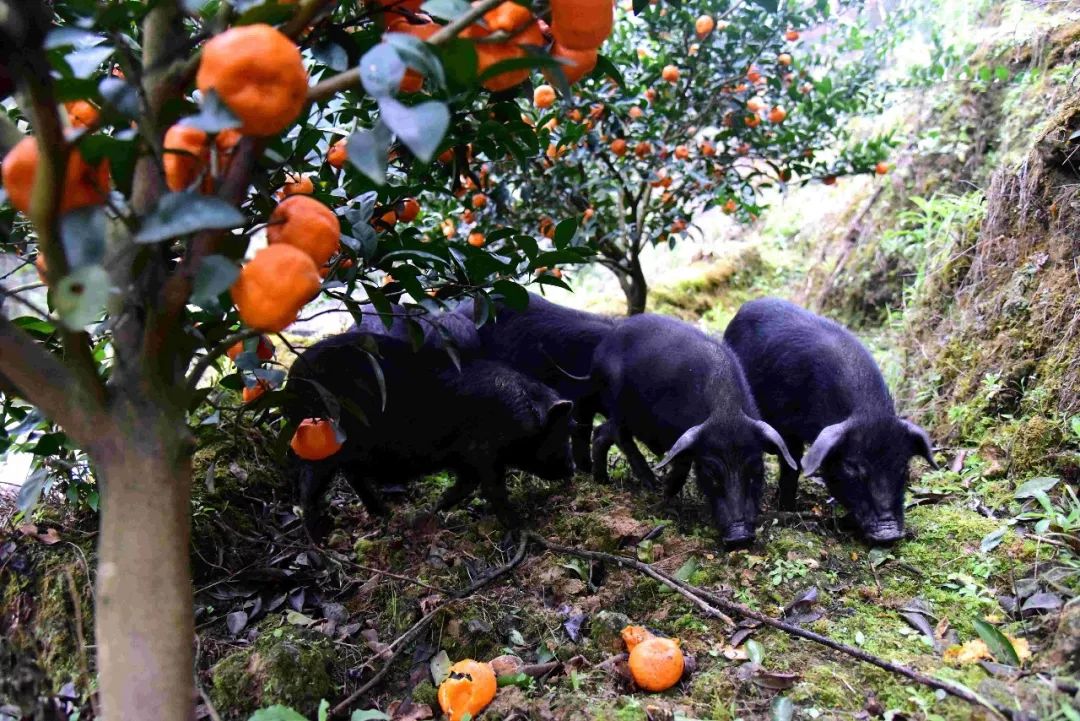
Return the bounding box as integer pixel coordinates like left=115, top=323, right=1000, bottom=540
left=351, top=303, right=480, bottom=354
left=286, top=332, right=574, bottom=537
left=724, top=297, right=937, bottom=544
left=455, top=292, right=617, bottom=472
left=590, top=314, right=796, bottom=546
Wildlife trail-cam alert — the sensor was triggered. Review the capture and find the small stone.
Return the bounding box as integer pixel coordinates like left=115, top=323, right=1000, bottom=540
left=591, top=610, right=633, bottom=654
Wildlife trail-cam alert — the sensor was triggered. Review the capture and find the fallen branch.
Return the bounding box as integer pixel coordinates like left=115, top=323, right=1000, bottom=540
left=525, top=533, right=1016, bottom=721
left=329, top=535, right=529, bottom=718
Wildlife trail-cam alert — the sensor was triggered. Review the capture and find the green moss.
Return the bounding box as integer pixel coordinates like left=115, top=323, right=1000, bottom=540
left=209, top=625, right=336, bottom=719
left=412, top=680, right=438, bottom=706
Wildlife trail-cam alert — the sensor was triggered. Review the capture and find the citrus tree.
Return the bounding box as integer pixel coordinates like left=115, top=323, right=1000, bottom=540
left=479, top=0, right=899, bottom=314
left=0, top=0, right=613, bottom=717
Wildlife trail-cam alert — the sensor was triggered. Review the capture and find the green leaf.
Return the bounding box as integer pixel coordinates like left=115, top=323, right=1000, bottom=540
left=17, top=469, right=49, bottom=517
left=1070, top=415, right=1080, bottom=439
left=492, top=279, right=528, bottom=310
left=378, top=98, right=449, bottom=164
left=64, top=45, right=115, bottom=79
left=98, top=76, right=140, bottom=118
left=751, top=0, right=779, bottom=11
left=384, top=32, right=446, bottom=89
left=350, top=711, right=390, bottom=721
left=430, top=649, right=452, bottom=685
left=496, top=672, right=532, bottom=689
left=745, top=639, right=764, bottom=665
left=60, top=207, right=106, bottom=269
left=54, top=264, right=111, bottom=330
left=181, top=89, right=242, bottom=133
left=660, top=556, right=698, bottom=595
left=972, top=618, right=1020, bottom=666
left=979, top=526, right=1008, bottom=554
left=285, top=610, right=317, bottom=627
left=421, top=0, right=470, bottom=20
left=347, top=124, right=392, bottom=185
left=191, top=255, right=239, bottom=308
left=248, top=705, right=308, bottom=721
left=1014, top=476, right=1058, bottom=499
left=135, top=192, right=245, bottom=243
left=360, top=43, right=406, bottom=98
left=318, top=699, right=330, bottom=721
left=770, top=696, right=794, bottom=721
left=553, top=217, right=577, bottom=248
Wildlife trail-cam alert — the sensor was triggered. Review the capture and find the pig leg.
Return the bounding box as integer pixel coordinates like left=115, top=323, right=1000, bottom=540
left=615, top=427, right=658, bottom=490
left=341, top=471, right=388, bottom=517
left=663, top=458, right=692, bottom=499
left=476, top=464, right=517, bottom=525
left=592, top=419, right=617, bottom=483
left=296, top=461, right=337, bottom=542
left=777, top=437, right=803, bottom=511
left=571, top=401, right=596, bottom=473
left=436, top=474, right=479, bottom=512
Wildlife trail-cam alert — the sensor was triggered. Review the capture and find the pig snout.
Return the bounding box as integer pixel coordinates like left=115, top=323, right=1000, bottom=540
left=864, top=516, right=904, bottom=545
left=722, top=522, right=755, bottom=548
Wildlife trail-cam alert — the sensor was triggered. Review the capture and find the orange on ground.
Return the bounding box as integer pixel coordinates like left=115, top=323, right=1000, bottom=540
left=534, top=84, right=556, bottom=109
left=546, top=43, right=598, bottom=85
left=467, top=230, right=485, bottom=247
left=629, top=637, right=684, bottom=692
left=267, top=195, right=341, bottom=266
left=277, top=173, right=314, bottom=199
left=196, top=24, right=308, bottom=137
left=65, top=100, right=99, bottom=129
left=611, top=138, right=627, bottom=156
left=875, top=161, right=890, bottom=175
left=397, top=197, right=420, bottom=222
left=635, top=141, right=652, bottom=158
left=778, top=53, right=792, bottom=66
left=227, top=335, right=275, bottom=361
left=695, top=15, right=715, bottom=38
left=437, top=660, right=497, bottom=721
left=472, top=193, right=488, bottom=209
left=1, top=136, right=109, bottom=215
left=661, top=65, right=679, bottom=83
left=550, top=0, right=613, bottom=50
left=674, top=145, right=689, bottom=160
left=768, top=106, right=787, bottom=123
left=621, top=625, right=653, bottom=651
left=242, top=379, right=272, bottom=404
left=290, top=418, right=343, bottom=461
left=328, top=139, right=347, bottom=169
left=231, top=245, right=321, bottom=333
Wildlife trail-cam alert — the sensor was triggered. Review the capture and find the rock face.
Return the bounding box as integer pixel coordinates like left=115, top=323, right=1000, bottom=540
left=590, top=610, right=632, bottom=655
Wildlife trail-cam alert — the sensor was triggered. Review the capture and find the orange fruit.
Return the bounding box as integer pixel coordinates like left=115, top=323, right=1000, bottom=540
left=635, top=141, right=652, bottom=158
left=777, top=52, right=792, bottom=66
left=227, top=335, right=275, bottom=361
left=611, top=138, right=627, bottom=156
left=196, top=24, right=308, bottom=137
left=550, top=0, right=613, bottom=50
left=671, top=218, right=686, bottom=232
left=736, top=142, right=750, bottom=155
left=65, top=100, right=99, bottom=129
left=689, top=43, right=700, bottom=56
left=276, top=173, right=314, bottom=199
left=550, top=267, right=563, bottom=279
left=484, top=1, right=533, bottom=32
left=674, top=145, right=689, bottom=160
left=539, top=217, right=555, bottom=238
left=661, top=65, right=680, bottom=83
left=744, top=114, right=761, bottom=128
left=723, top=198, right=737, bottom=214
left=267, top=195, right=341, bottom=266
left=628, top=637, right=684, bottom=692
left=374, top=208, right=397, bottom=229
left=242, top=379, right=272, bottom=404
left=768, top=106, right=787, bottom=123
left=397, top=197, right=420, bottom=222
left=467, top=230, right=485, bottom=247
left=583, top=207, right=594, bottom=221
left=386, top=17, right=439, bottom=93
left=327, top=138, right=347, bottom=169
left=629, top=106, right=644, bottom=119
left=290, top=418, right=343, bottom=461
left=472, top=193, right=488, bottom=209
left=875, top=161, right=890, bottom=175
left=437, top=660, right=497, bottom=721
left=823, top=175, right=837, bottom=186
left=746, top=66, right=762, bottom=83
left=700, top=140, right=716, bottom=156
left=231, top=245, right=321, bottom=333
left=622, top=625, right=653, bottom=651
left=466, top=19, right=545, bottom=92
left=785, top=28, right=800, bottom=41
left=462, top=209, right=475, bottom=224
left=546, top=43, right=598, bottom=85
left=534, top=84, right=557, bottom=109
left=34, top=254, right=48, bottom=284
left=746, top=97, right=765, bottom=113
left=1, top=136, right=109, bottom=215
left=645, top=88, right=657, bottom=103
left=695, top=15, right=715, bottom=38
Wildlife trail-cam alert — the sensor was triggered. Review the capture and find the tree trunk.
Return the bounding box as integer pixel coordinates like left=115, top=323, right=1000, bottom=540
left=94, top=403, right=195, bottom=721
left=614, top=258, right=648, bottom=315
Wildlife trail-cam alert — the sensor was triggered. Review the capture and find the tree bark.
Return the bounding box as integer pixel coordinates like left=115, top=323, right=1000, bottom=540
left=614, top=259, right=648, bottom=315
left=94, top=401, right=195, bottom=721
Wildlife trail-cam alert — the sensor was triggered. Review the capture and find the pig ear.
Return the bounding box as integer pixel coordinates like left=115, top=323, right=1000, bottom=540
left=749, top=419, right=797, bottom=470
left=544, top=400, right=574, bottom=429
left=654, top=423, right=705, bottom=470
left=801, top=420, right=852, bottom=477
left=901, top=419, right=938, bottom=469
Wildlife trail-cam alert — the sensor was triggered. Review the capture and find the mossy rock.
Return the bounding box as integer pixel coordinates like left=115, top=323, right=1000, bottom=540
left=209, top=625, right=336, bottom=719
left=591, top=610, right=632, bottom=655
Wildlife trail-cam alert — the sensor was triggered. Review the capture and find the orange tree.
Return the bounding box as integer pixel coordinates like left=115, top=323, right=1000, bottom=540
left=0, top=0, right=612, bottom=718
left=478, top=0, right=900, bottom=314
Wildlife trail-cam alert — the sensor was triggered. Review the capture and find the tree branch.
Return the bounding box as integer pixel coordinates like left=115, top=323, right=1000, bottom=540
left=184, top=327, right=262, bottom=394
left=306, top=0, right=506, bottom=103
left=0, top=315, right=109, bottom=450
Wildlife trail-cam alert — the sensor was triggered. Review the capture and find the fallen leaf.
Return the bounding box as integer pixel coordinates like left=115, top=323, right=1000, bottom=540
left=563, top=613, right=587, bottom=642
left=944, top=635, right=1031, bottom=666
left=37, top=528, right=62, bottom=545
left=490, top=654, right=524, bottom=677
left=286, top=610, right=316, bottom=627
left=361, top=628, right=393, bottom=660
left=1020, top=592, right=1063, bottom=613
left=721, top=645, right=748, bottom=661
left=752, top=669, right=800, bottom=690
left=226, top=611, right=248, bottom=636
left=388, top=700, right=432, bottom=721
left=429, top=650, right=451, bottom=685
